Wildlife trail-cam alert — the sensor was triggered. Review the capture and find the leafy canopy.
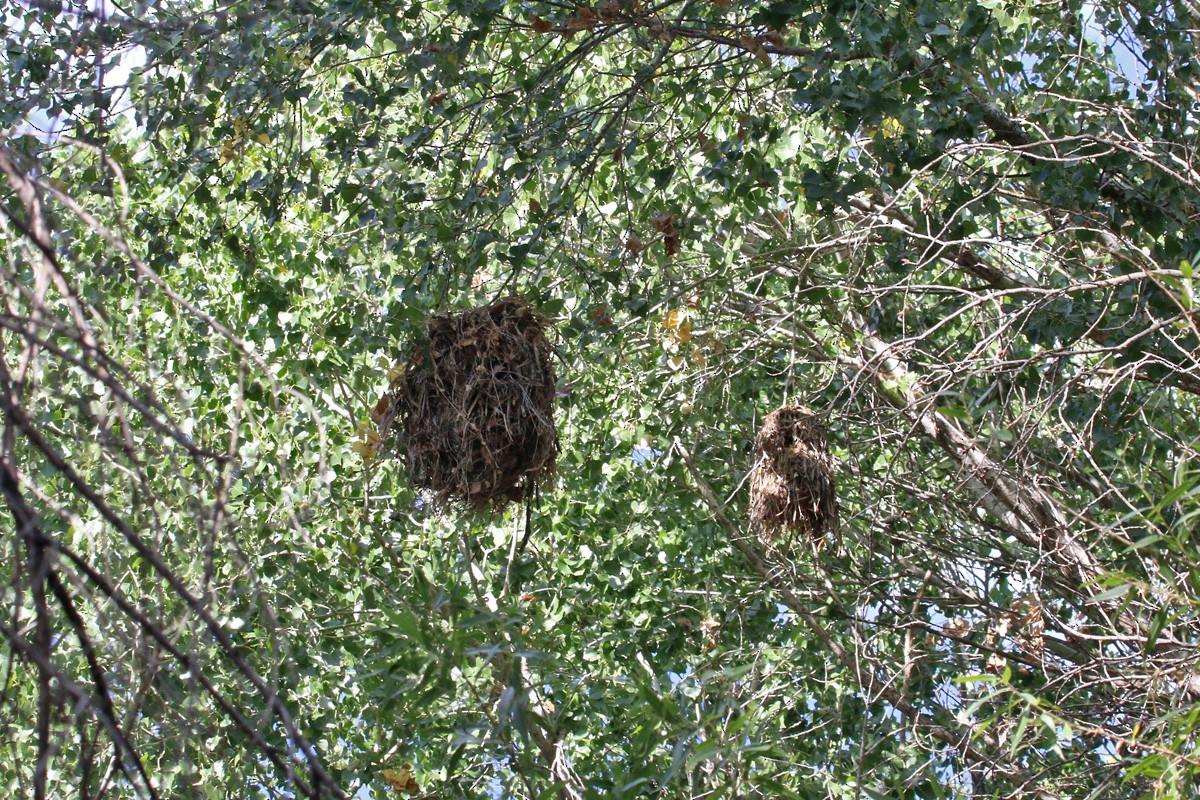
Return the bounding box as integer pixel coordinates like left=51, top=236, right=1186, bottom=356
left=2, top=0, right=1199, bottom=798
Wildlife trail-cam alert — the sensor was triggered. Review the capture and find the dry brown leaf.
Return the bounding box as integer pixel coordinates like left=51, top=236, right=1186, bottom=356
left=652, top=211, right=676, bottom=233
left=370, top=395, right=391, bottom=424
left=664, top=233, right=681, bottom=257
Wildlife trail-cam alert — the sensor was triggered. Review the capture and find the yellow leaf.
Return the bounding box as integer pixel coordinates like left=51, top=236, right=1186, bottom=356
left=881, top=116, right=903, bottom=139
left=351, top=439, right=376, bottom=460
left=675, top=320, right=692, bottom=344
left=352, top=424, right=383, bottom=464
left=662, top=309, right=686, bottom=330
left=255, top=132, right=271, bottom=144
left=661, top=309, right=693, bottom=343
left=381, top=764, right=419, bottom=793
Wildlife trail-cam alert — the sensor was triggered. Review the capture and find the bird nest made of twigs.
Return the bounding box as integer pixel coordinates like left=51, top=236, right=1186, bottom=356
left=749, top=406, right=838, bottom=543
left=376, top=297, right=558, bottom=511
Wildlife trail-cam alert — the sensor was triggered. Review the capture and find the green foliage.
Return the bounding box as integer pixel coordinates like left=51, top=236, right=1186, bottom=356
left=2, top=0, right=1199, bottom=798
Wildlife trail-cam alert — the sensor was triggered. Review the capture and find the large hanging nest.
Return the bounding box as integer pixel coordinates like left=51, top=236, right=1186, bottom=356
left=378, top=297, right=558, bottom=511
left=749, top=406, right=838, bottom=543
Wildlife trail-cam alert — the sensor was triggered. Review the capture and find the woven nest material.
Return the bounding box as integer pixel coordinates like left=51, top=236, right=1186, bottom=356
left=749, top=406, right=838, bottom=543
left=382, top=297, right=558, bottom=511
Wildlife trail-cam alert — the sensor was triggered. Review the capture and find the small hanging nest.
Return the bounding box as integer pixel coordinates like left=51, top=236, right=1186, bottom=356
left=749, top=406, right=838, bottom=543
left=378, top=297, right=558, bottom=511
